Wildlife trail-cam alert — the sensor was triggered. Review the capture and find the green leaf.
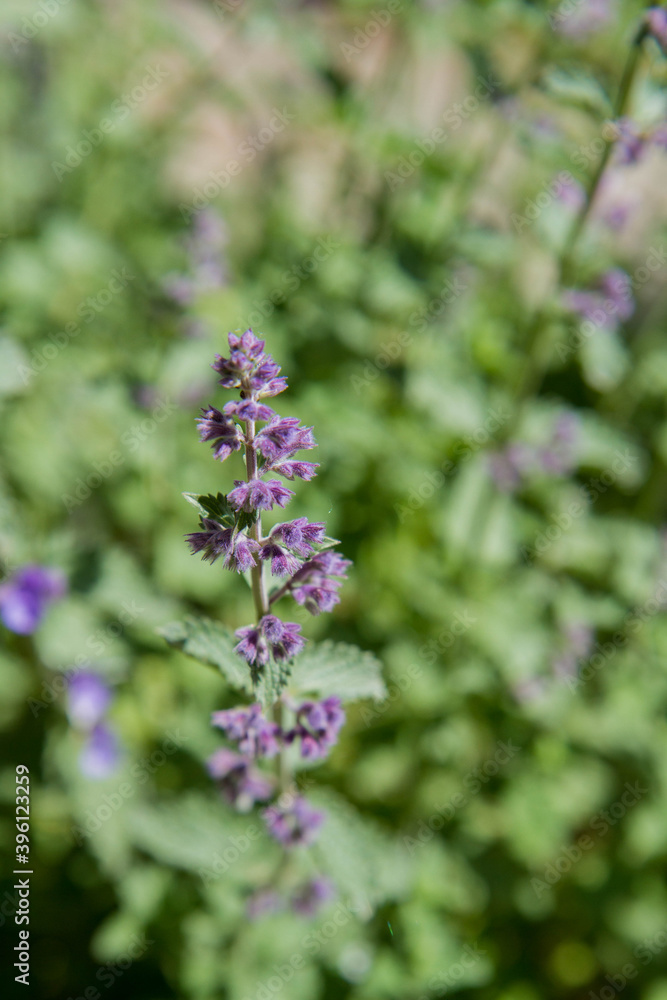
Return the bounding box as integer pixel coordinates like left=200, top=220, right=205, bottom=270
left=310, top=788, right=412, bottom=913
left=258, top=655, right=292, bottom=709
left=288, top=640, right=387, bottom=703
left=542, top=69, right=612, bottom=116
left=182, top=491, right=235, bottom=527
left=158, top=615, right=253, bottom=693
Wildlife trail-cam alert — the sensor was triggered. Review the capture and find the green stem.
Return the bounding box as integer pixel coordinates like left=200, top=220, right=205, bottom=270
left=507, top=24, right=646, bottom=420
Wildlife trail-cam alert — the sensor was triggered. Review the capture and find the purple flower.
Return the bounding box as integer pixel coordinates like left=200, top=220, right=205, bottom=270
left=79, top=723, right=120, bottom=780
left=563, top=268, right=634, bottom=332
left=268, top=460, right=319, bottom=481
left=287, top=553, right=351, bottom=615
left=207, top=748, right=273, bottom=810
left=287, top=696, right=345, bottom=759
left=291, top=878, right=335, bottom=917
left=259, top=542, right=301, bottom=577
left=196, top=406, right=243, bottom=462
left=0, top=565, right=66, bottom=635
left=211, top=703, right=281, bottom=757
left=646, top=7, right=667, bottom=50
left=234, top=615, right=305, bottom=666
left=262, top=796, right=325, bottom=847
left=554, top=0, right=614, bottom=39
left=256, top=418, right=316, bottom=462
left=212, top=331, right=287, bottom=398
left=228, top=478, right=294, bottom=512
left=67, top=672, right=112, bottom=730
left=270, top=518, right=326, bottom=557
left=223, top=400, right=275, bottom=423
left=186, top=521, right=259, bottom=572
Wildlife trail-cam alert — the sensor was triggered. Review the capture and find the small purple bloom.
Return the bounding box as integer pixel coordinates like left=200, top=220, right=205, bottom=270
left=646, top=7, right=667, bottom=50
left=67, top=672, right=112, bottom=730
left=234, top=615, right=305, bottom=667
left=256, top=417, right=317, bottom=462
left=196, top=406, right=243, bottom=462
left=259, top=542, right=301, bottom=577
left=287, top=696, right=345, bottom=759
left=223, top=400, right=275, bottom=423
left=554, top=0, right=614, bottom=39
left=186, top=520, right=259, bottom=572
left=0, top=565, right=66, bottom=635
left=291, top=877, right=335, bottom=917
left=207, top=748, right=273, bottom=810
left=211, top=703, right=281, bottom=757
left=268, top=460, right=319, bottom=481
left=262, top=796, right=325, bottom=847
left=228, top=478, right=294, bottom=512
left=612, top=118, right=646, bottom=166
left=270, top=518, right=325, bottom=557
left=287, top=553, right=351, bottom=615
left=79, top=723, right=120, bottom=780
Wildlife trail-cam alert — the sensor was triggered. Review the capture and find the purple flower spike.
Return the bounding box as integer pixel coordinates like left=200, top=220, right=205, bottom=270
left=287, top=696, right=346, bottom=759
left=270, top=518, right=326, bottom=557
left=0, top=565, right=66, bottom=635
left=67, top=672, right=112, bottom=730
left=211, top=703, right=281, bottom=758
left=234, top=625, right=270, bottom=667
left=262, top=796, right=325, bottom=847
left=291, top=877, right=335, bottom=917
left=196, top=406, right=243, bottom=462
left=207, top=748, right=273, bottom=810
left=228, top=478, right=295, bottom=512
left=79, top=723, right=120, bottom=780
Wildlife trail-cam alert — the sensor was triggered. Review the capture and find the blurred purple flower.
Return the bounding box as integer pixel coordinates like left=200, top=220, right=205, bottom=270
left=79, top=723, right=120, bottom=780
left=207, top=748, right=273, bottom=810
left=67, top=672, right=112, bottom=730
left=262, top=796, right=325, bottom=847
left=554, top=0, right=614, bottom=39
left=287, top=697, right=346, bottom=759
left=211, top=703, right=281, bottom=758
left=646, top=7, right=667, bottom=51
left=0, top=565, right=66, bottom=634
left=291, top=877, right=335, bottom=916
left=563, top=268, right=634, bottom=332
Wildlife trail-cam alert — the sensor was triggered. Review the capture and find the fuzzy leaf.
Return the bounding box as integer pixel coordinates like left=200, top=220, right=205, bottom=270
left=288, top=640, right=386, bottom=703
left=158, top=615, right=253, bottom=693
left=310, top=788, right=412, bottom=913
left=258, top=655, right=292, bottom=709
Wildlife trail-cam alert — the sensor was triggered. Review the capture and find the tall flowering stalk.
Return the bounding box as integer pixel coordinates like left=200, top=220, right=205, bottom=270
left=183, top=329, right=350, bottom=915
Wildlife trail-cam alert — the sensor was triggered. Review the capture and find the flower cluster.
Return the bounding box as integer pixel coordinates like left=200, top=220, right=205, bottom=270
left=488, top=412, right=579, bottom=492
left=186, top=330, right=351, bottom=917
left=66, top=671, right=120, bottom=780
left=0, top=564, right=66, bottom=635
left=563, top=268, right=635, bottom=332
left=186, top=330, right=350, bottom=667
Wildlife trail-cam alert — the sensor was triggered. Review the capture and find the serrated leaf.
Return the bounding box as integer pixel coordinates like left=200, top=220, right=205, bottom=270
left=183, top=491, right=236, bottom=527
left=288, top=640, right=387, bottom=703
left=258, top=655, right=292, bottom=709
left=127, top=793, right=269, bottom=879
left=158, top=615, right=253, bottom=693
left=310, top=788, right=412, bottom=913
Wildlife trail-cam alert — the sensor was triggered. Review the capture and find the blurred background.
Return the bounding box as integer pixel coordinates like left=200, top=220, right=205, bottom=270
left=2, top=0, right=667, bottom=997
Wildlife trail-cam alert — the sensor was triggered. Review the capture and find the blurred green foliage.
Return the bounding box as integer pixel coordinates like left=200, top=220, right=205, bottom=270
left=2, top=0, right=667, bottom=998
